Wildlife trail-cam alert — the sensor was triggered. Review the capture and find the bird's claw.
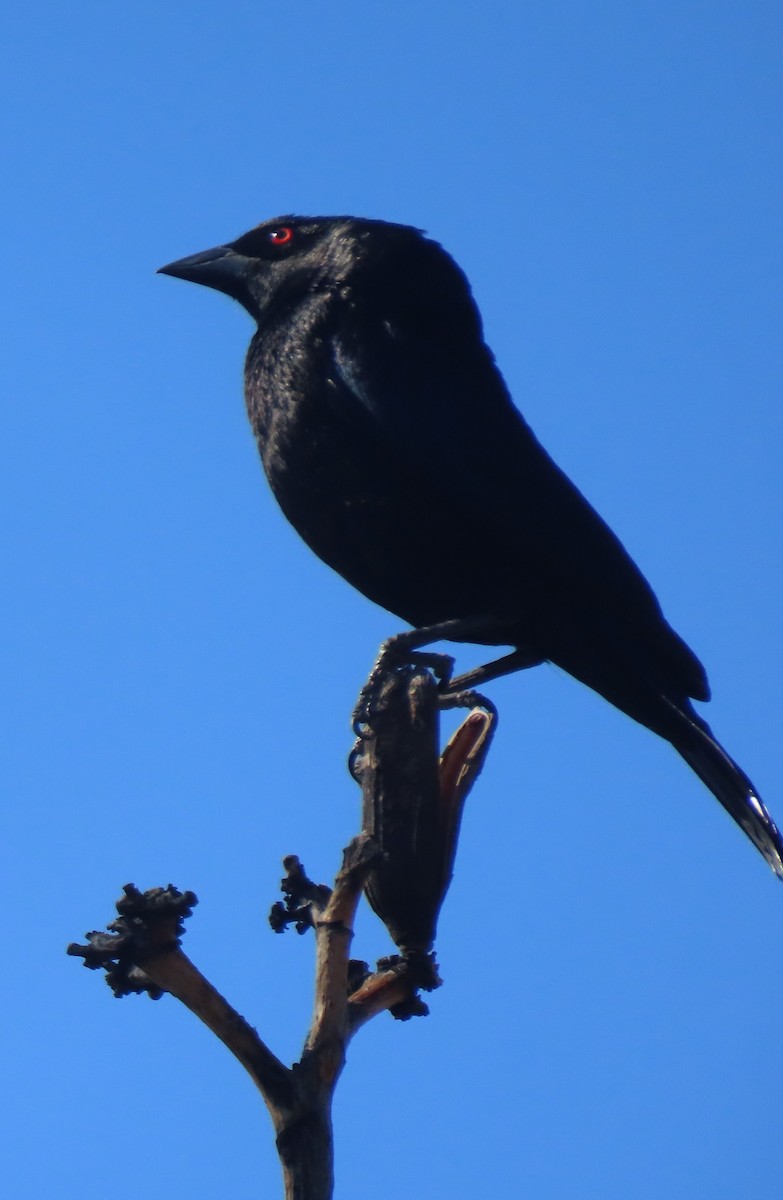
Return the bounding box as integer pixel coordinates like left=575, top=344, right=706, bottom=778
left=438, top=687, right=498, bottom=718
left=352, top=635, right=455, bottom=738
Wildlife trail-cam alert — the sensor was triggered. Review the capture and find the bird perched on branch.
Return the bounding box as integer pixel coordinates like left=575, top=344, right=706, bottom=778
left=159, top=214, right=782, bottom=877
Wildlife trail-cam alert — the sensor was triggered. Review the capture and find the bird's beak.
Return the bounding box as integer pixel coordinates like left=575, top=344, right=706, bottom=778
left=157, top=244, right=250, bottom=300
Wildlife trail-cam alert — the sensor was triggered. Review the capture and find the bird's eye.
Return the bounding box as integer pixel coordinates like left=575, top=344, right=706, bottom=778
left=268, top=226, right=295, bottom=246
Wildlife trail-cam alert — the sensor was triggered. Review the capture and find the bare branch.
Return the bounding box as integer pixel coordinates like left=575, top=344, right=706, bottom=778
left=304, top=835, right=380, bottom=1070
left=68, top=656, right=497, bottom=1199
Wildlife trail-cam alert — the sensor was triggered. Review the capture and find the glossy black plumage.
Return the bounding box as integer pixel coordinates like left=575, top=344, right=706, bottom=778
left=159, top=215, right=783, bottom=877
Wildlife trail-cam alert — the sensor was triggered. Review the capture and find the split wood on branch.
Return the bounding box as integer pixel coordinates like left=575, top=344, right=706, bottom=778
left=68, top=659, right=496, bottom=1200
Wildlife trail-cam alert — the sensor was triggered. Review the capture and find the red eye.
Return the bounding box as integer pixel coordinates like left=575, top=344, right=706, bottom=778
left=269, top=226, right=294, bottom=246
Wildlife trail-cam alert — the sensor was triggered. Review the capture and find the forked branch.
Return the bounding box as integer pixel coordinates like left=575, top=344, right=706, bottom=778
left=68, top=659, right=496, bottom=1199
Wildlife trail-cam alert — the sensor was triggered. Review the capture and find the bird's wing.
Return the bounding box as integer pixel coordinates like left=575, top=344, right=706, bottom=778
left=328, top=310, right=708, bottom=703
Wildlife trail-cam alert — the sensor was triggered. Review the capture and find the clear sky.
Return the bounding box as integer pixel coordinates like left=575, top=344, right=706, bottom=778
left=4, top=3, right=782, bottom=1197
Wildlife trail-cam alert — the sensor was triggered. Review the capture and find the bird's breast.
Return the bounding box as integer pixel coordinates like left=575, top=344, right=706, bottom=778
left=242, top=331, right=522, bottom=637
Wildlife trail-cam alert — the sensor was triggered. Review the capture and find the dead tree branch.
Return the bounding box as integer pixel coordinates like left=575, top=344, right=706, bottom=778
left=68, top=658, right=496, bottom=1200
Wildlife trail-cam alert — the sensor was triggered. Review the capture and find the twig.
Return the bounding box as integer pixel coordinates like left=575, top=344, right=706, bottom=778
left=68, top=659, right=497, bottom=1199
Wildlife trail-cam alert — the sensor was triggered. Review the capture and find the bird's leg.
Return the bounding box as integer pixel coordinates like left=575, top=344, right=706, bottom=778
left=434, top=649, right=542, bottom=718
left=444, top=647, right=544, bottom=696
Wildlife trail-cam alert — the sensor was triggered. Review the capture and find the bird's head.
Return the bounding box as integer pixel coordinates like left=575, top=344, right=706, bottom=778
left=158, top=214, right=432, bottom=324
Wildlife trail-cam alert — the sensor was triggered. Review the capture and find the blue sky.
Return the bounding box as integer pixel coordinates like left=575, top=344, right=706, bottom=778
left=3, top=3, right=782, bottom=1196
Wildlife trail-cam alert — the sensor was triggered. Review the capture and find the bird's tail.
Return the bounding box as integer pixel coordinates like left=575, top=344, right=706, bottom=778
left=666, top=698, right=783, bottom=879
left=549, top=610, right=782, bottom=878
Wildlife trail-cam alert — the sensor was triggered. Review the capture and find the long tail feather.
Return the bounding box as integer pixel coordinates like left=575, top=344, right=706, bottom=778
left=667, top=699, right=783, bottom=878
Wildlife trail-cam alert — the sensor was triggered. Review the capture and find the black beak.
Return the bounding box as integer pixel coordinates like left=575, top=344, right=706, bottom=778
left=157, top=244, right=250, bottom=299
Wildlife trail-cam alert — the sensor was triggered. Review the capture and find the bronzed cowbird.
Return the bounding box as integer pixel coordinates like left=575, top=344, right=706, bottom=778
left=159, top=215, right=782, bottom=877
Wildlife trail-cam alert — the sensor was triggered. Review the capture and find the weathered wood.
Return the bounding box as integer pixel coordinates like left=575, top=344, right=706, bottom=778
left=68, top=660, right=497, bottom=1199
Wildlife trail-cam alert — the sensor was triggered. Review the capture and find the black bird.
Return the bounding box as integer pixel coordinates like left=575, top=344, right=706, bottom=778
left=159, top=214, right=782, bottom=877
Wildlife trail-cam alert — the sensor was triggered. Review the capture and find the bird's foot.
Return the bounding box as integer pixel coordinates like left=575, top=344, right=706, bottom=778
left=438, top=686, right=498, bottom=719
left=352, top=630, right=454, bottom=737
